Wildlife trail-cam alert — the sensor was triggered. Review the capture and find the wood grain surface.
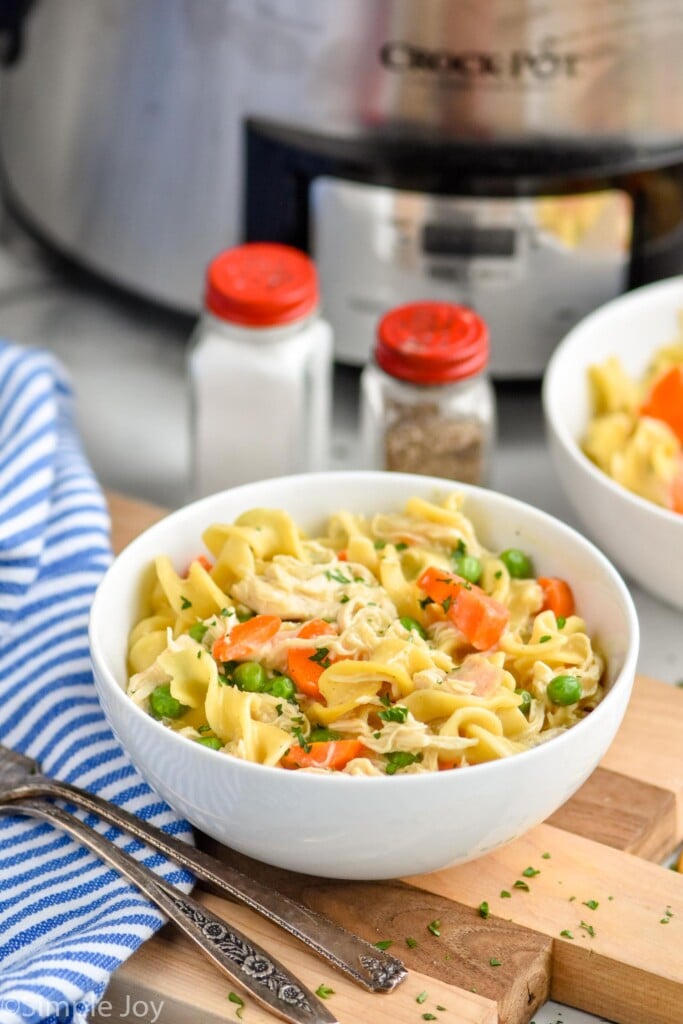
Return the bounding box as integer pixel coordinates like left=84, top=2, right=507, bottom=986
left=97, top=491, right=683, bottom=1024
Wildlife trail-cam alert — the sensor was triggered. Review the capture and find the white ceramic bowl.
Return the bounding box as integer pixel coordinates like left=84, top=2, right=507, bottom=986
left=89, top=472, right=638, bottom=879
left=543, top=276, right=683, bottom=611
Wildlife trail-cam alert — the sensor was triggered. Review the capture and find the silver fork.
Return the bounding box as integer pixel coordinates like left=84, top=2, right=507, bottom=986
left=1, top=796, right=337, bottom=1024
left=0, top=744, right=407, bottom=993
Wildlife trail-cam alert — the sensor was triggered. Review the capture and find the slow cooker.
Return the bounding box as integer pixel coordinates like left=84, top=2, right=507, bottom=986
left=2, top=0, right=683, bottom=375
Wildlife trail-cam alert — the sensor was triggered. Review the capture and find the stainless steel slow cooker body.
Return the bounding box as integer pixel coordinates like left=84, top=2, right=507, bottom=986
left=2, top=0, right=683, bottom=364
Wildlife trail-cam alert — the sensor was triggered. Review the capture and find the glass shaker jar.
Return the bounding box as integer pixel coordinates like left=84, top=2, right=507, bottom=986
left=188, top=243, right=332, bottom=497
left=360, top=301, right=495, bottom=484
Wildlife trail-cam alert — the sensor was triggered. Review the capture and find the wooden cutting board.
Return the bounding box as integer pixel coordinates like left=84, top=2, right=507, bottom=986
left=97, top=492, right=683, bottom=1024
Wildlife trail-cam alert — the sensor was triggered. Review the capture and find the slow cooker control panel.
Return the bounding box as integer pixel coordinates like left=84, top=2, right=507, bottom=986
left=311, top=177, right=632, bottom=376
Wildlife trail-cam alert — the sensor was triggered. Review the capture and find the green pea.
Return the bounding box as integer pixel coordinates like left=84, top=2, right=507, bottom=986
left=451, top=552, right=483, bottom=584
left=196, top=736, right=222, bottom=750
left=149, top=684, right=188, bottom=720
left=308, top=728, right=343, bottom=742
left=547, top=674, right=583, bottom=706
left=268, top=675, right=296, bottom=700
left=399, top=616, right=427, bottom=639
left=500, top=548, right=534, bottom=579
left=188, top=621, right=208, bottom=643
left=515, top=688, right=532, bottom=716
left=233, top=661, right=268, bottom=692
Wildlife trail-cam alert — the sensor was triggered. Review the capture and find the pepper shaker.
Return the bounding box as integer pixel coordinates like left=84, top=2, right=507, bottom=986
left=360, top=301, right=496, bottom=484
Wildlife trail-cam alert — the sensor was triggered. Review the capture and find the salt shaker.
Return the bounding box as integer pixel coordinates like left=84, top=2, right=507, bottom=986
left=360, top=301, right=496, bottom=484
left=188, top=243, right=333, bottom=497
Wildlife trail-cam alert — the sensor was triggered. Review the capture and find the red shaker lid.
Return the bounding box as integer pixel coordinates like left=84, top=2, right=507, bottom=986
left=204, top=243, right=319, bottom=326
left=375, top=302, right=489, bottom=384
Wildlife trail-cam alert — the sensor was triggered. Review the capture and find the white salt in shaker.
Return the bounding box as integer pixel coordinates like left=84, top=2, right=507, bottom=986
left=188, top=243, right=333, bottom=497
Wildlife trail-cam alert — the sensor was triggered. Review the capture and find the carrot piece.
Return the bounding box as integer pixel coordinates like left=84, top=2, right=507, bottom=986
left=281, top=739, right=363, bottom=771
left=212, top=614, right=281, bottom=662
left=537, top=576, right=575, bottom=619
left=183, top=553, right=213, bottom=575
left=640, top=365, right=683, bottom=442
left=417, top=567, right=509, bottom=651
left=337, top=550, right=349, bottom=562
left=287, top=618, right=337, bottom=700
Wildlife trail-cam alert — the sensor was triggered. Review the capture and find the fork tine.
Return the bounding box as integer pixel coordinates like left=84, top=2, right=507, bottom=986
left=0, top=744, right=41, bottom=784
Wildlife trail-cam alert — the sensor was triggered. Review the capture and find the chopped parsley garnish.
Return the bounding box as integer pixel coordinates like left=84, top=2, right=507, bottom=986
left=379, top=693, right=392, bottom=706
left=419, top=596, right=435, bottom=609
left=478, top=901, right=490, bottom=919
left=556, top=616, right=567, bottom=629
left=454, top=539, right=466, bottom=555
left=373, top=539, right=387, bottom=550
left=198, top=724, right=212, bottom=733
left=583, top=899, right=599, bottom=910
left=406, top=936, right=418, bottom=948
left=489, top=957, right=502, bottom=967
left=395, top=542, right=409, bottom=551
left=292, top=726, right=311, bottom=753
left=522, top=866, right=540, bottom=877
left=340, top=594, right=350, bottom=604
left=384, top=751, right=423, bottom=775
left=180, top=596, right=192, bottom=609
left=308, top=647, right=331, bottom=667
left=579, top=920, right=596, bottom=937
left=513, top=880, right=530, bottom=891
left=236, top=607, right=254, bottom=622
left=494, top=570, right=503, bottom=579
left=315, top=984, right=334, bottom=999
left=416, top=991, right=428, bottom=1004
left=374, top=939, right=393, bottom=950
left=539, top=635, right=551, bottom=643
left=427, top=919, right=441, bottom=937
left=188, top=621, right=209, bottom=642
left=325, top=568, right=351, bottom=584
left=378, top=705, right=409, bottom=723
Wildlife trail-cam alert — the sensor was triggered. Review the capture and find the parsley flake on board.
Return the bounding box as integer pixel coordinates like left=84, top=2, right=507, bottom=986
left=522, top=866, right=540, bottom=877
left=542, top=852, right=552, bottom=859
left=500, top=890, right=511, bottom=899
left=560, top=929, right=574, bottom=939
left=513, top=880, right=530, bottom=891
left=227, top=992, right=244, bottom=1019
left=406, top=936, right=418, bottom=948
left=422, top=1015, right=437, bottom=1021
left=416, top=991, right=428, bottom=1004
left=374, top=939, right=393, bottom=950
left=583, top=899, right=599, bottom=910
left=315, top=985, right=335, bottom=999
left=427, top=919, right=441, bottom=937
left=489, top=957, right=502, bottom=967
left=580, top=920, right=596, bottom=937
left=478, top=901, right=490, bottom=919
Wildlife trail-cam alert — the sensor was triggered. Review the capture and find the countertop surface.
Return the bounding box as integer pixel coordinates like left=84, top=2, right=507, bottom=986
left=0, top=211, right=680, bottom=1024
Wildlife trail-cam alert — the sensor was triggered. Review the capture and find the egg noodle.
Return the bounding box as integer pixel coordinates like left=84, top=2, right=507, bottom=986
left=583, top=322, right=683, bottom=512
left=126, top=494, right=605, bottom=775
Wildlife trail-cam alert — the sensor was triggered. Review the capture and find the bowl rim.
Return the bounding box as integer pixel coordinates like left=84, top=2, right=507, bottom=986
left=542, top=275, right=683, bottom=528
left=89, top=471, right=640, bottom=789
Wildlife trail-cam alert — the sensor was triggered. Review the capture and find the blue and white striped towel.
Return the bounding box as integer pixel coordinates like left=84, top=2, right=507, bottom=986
left=0, top=341, right=193, bottom=1024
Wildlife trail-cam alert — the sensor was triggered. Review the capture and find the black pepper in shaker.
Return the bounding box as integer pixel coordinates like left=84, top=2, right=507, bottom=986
left=360, top=302, right=496, bottom=484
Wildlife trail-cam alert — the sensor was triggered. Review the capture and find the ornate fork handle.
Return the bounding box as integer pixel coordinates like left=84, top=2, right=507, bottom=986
left=1, top=800, right=336, bottom=1024
left=3, top=775, right=406, bottom=993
